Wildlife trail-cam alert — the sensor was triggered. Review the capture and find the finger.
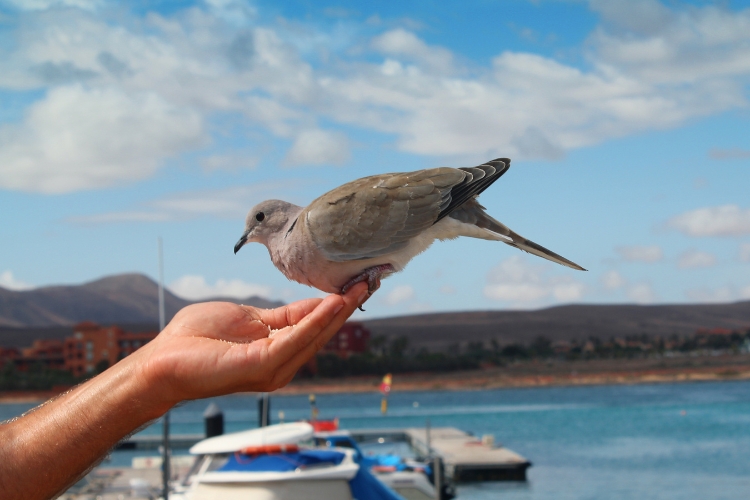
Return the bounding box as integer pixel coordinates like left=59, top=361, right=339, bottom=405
left=269, top=283, right=367, bottom=385
left=256, top=298, right=324, bottom=330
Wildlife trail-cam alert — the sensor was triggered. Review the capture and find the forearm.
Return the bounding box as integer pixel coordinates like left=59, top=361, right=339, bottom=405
left=0, top=352, right=171, bottom=500
left=0, top=290, right=367, bottom=500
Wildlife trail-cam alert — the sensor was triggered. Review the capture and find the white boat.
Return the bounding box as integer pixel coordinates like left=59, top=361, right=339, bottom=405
left=170, top=422, right=403, bottom=500
left=315, top=432, right=454, bottom=500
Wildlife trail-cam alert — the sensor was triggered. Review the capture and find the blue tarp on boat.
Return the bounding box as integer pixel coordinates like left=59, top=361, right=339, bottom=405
left=216, top=448, right=404, bottom=499
left=349, top=466, right=404, bottom=500
left=218, top=450, right=345, bottom=472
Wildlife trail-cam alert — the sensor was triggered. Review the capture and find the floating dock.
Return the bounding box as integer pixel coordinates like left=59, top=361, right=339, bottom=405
left=344, top=427, right=531, bottom=482
left=405, top=427, right=531, bottom=481
left=116, top=433, right=203, bottom=450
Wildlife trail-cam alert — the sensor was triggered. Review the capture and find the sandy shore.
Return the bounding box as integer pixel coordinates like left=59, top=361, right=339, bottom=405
left=3, top=354, right=749, bottom=403
left=278, top=355, right=750, bottom=395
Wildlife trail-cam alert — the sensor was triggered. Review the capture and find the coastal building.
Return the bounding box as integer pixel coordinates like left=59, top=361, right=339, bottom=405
left=0, top=340, right=65, bottom=372
left=0, top=322, right=158, bottom=376
left=64, top=322, right=158, bottom=376
left=321, top=321, right=370, bottom=358
left=0, top=347, right=19, bottom=368
left=300, top=322, right=372, bottom=376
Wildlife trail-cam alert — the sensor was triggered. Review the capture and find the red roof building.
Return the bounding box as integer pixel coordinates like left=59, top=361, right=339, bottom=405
left=63, top=322, right=158, bottom=376
left=321, top=321, right=370, bottom=358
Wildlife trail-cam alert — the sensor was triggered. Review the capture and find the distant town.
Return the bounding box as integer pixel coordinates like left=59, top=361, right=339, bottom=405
left=1, top=319, right=748, bottom=391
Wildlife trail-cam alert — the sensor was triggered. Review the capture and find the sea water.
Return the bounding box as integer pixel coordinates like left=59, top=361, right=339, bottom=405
left=2, top=380, right=749, bottom=499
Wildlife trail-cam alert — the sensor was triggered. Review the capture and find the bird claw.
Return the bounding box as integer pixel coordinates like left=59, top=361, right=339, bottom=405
left=340, top=264, right=396, bottom=306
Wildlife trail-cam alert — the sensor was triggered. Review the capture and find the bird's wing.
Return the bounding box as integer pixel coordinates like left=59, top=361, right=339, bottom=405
left=304, top=159, right=510, bottom=261
left=449, top=199, right=587, bottom=271
left=436, top=158, right=509, bottom=221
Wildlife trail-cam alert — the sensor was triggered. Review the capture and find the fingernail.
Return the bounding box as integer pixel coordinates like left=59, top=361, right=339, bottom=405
left=334, top=304, right=344, bottom=315
left=357, top=290, right=368, bottom=305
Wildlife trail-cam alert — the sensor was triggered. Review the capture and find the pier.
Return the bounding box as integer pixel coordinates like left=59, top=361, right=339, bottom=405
left=343, top=427, right=532, bottom=482
left=404, top=427, right=531, bottom=481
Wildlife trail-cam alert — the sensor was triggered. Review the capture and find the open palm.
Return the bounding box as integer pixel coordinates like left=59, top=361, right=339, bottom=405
left=135, top=282, right=368, bottom=405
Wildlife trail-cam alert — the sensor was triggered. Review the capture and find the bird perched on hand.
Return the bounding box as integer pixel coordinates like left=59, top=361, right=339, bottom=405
left=234, top=158, right=585, bottom=299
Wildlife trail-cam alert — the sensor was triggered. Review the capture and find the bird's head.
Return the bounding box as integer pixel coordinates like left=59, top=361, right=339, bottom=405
left=234, top=199, right=299, bottom=253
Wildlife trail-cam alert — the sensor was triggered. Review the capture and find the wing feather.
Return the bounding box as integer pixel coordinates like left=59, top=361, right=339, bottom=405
left=304, top=159, right=510, bottom=261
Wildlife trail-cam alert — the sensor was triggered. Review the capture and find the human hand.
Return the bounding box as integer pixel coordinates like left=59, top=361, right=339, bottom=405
left=133, top=282, right=369, bottom=407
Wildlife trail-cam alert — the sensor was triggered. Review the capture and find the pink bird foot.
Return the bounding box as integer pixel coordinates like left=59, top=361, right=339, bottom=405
left=340, top=264, right=395, bottom=310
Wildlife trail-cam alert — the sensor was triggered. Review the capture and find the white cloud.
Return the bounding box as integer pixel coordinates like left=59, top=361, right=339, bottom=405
left=617, top=245, right=663, bottom=262
left=205, top=0, right=257, bottom=26
left=0, top=86, right=206, bottom=193
left=66, top=181, right=304, bottom=224
left=686, top=286, right=735, bottom=303
left=668, top=205, right=750, bottom=237
left=282, top=129, right=351, bottom=167
left=678, top=249, right=716, bottom=269
left=693, top=177, right=709, bottom=189
left=322, top=6, right=750, bottom=160
left=0, top=270, right=34, bottom=291
left=589, top=0, right=672, bottom=36
left=740, top=286, right=750, bottom=300
left=382, top=285, right=415, bottom=306
left=371, top=28, right=453, bottom=73
left=169, top=275, right=271, bottom=301
left=200, top=153, right=259, bottom=172
left=601, top=270, right=626, bottom=290
left=552, top=281, right=586, bottom=302
left=626, top=282, right=657, bottom=304
left=336, top=2, right=750, bottom=158
left=407, top=301, right=433, bottom=314
left=590, top=1, right=750, bottom=86
left=439, top=285, right=456, bottom=294
left=66, top=211, right=172, bottom=224
left=483, top=255, right=585, bottom=306
left=4, top=0, right=102, bottom=11
left=740, top=243, right=750, bottom=262
left=2, top=1, right=750, bottom=192
left=709, top=148, right=750, bottom=160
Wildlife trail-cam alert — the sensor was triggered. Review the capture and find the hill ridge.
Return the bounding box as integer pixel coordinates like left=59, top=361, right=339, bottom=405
left=0, top=273, right=282, bottom=329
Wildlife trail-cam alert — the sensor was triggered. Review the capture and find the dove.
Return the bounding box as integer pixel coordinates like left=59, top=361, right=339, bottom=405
left=234, top=158, right=585, bottom=298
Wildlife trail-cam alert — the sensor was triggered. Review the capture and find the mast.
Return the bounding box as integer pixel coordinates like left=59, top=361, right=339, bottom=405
left=158, top=237, right=170, bottom=500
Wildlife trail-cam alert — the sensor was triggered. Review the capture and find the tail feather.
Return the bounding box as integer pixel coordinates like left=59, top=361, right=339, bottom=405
left=450, top=200, right=586, bottom=271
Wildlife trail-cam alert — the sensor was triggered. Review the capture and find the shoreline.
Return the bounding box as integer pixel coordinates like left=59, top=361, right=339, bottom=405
left=277, top=363, right=750, bottom=395
left=3, top=355, right=749, bottom=403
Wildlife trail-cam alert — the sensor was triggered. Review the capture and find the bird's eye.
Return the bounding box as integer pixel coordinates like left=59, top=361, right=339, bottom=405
left=255, top=212, right=265, bottom=222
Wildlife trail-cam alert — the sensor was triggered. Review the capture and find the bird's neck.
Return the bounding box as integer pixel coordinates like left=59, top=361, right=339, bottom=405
left=265, top=206, right=304, bottom=279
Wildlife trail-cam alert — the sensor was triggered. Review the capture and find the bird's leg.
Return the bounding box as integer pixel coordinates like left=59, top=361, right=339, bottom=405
left=340, top=264, right=395, bottom=310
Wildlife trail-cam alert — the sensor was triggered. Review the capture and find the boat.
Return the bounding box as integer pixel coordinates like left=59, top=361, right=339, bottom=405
left=170, top=422, right=403, bottom=500
left=315, top=432, right=456, bottom=500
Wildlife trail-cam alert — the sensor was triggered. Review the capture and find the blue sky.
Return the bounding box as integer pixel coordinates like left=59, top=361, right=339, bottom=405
left=1, top=0, right=750, bottom=319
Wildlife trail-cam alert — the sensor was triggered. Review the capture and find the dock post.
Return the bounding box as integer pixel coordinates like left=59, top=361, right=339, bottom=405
left=157, top=237, right=170, bottom=500
left=426, top=418, right=431, bottom=455
left=204, top=403, right=224, bottom=438
left=433, top=455, right=443, bottom=500
left=258, top=393, right=270, bottom=427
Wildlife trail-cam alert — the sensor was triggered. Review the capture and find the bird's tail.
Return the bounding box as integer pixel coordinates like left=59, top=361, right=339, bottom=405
left=450, top=199, right=586, bottom=271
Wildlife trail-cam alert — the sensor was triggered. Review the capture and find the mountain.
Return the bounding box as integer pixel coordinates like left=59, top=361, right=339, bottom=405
left=0, top=273, right=283, bottom=329
left=2, top=273, right=750, bottom=351
left=362, top=301, right=750, bottom=352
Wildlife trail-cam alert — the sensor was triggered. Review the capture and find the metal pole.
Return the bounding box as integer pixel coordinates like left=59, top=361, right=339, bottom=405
left=433, top=455, right=442, bottom=500
left=426, top=418, right=442, bottom=499
left=158, top=237, right=170, bottom=500
left=426, top=418, right=431, bottom=456
left=262, top=393, right=269, bottom=427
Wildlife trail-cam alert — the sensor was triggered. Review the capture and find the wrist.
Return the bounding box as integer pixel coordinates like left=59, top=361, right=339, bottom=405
left=124, top=339, right=182, bottom=415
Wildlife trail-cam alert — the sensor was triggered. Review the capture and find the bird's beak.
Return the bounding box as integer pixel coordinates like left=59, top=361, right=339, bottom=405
left=234, top=230, right=250, bottom=254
